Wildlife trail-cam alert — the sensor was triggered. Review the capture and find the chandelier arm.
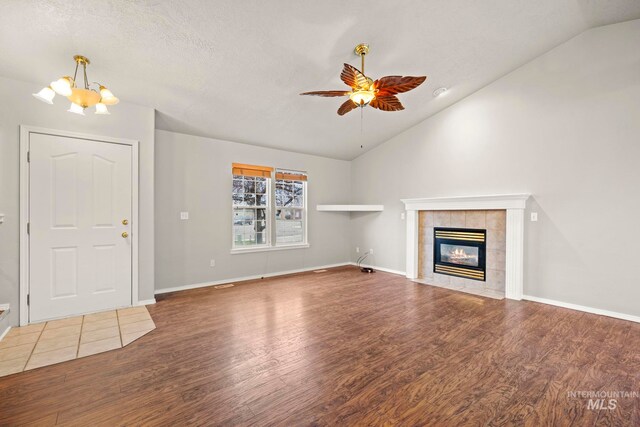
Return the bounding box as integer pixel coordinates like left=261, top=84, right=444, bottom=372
left=73, top=62, right=79, bottom=86
left=83, top=62, right=89, bottom=89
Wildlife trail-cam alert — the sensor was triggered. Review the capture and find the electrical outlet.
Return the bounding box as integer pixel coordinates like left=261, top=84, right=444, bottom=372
left=369, top=248, right=373, bottom=254
left=180, top=211, right=189, bottom=220
left=210, top=259, right=216, bottom=267
left=400, top=212, right=406, bottom=220
left=531, top=212, right=538, bottom=222
left=356, top=247, right=360, bottom=253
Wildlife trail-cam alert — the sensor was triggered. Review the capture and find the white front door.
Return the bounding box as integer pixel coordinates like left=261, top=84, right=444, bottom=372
left=29, top=132, right=133, bottom=322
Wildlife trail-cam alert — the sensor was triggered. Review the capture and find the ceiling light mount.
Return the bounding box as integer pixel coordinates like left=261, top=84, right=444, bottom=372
left=73, top=55, right=90, bottom=66
left=354, top=43, right=369, bottom=56
left=32, top=54, right=118, bottom=115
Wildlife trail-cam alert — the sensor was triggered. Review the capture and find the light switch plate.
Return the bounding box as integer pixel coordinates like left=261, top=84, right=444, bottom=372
left=531, top=212, right=538, bottom=222
left=180, top=211, right=189, bottom=220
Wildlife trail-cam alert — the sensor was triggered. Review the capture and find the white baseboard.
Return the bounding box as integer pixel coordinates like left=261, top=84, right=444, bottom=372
left=0, top=326, right=11, bottom=342
left=155, top=262, right=352, bottom=295
left=137, top=299, right=156, bottom=306
left=523, top=295, right=640, bottom=324
left=350, top=262, right=406, bottom=276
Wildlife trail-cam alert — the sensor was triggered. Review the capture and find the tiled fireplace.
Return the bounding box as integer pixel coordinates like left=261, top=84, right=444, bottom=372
left=402, top=194, right=529, bottom=300
left=419, top=211, right=505, bottom=297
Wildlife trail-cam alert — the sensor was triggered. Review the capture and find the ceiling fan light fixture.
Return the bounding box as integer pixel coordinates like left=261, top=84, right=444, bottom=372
left=349, top=90, right=375, bottom=106
left=50, top=76, right=74, bottom=96
left=32, top=86, right=56, bottom=104
left=300, top=43, right=427, bottom=116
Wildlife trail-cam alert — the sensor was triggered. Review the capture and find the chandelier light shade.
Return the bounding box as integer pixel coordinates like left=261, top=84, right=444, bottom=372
left=32, top=86, right=56, bottom=104
left=95, top=102, right=110, bottom=115
left=98, top=85, right=119, bottom=105
left=32, top=55, right=118, bottom=115
left=67, top=102, right=86, bottom=115
left=50, top=76, right=73, bottom=96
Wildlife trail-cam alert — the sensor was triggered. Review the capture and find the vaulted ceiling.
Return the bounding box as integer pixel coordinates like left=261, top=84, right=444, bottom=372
left=1, top=0, right=640, bottom=159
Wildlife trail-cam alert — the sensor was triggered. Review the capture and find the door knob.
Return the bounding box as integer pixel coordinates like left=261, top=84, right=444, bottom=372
left=122, top=219, right=129, bottom=225
left=122, top=232, right=129, bottom=238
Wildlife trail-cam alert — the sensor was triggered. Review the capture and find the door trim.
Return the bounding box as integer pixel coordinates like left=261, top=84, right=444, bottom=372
left=19, top=126, right=140, bottom=326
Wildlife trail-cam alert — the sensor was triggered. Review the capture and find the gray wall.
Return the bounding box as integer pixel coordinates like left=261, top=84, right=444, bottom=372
left=0, top=76, right=156, bottom=326
left=154, top=130, right=351, bottom=290
left=350, top=20, right=640, bottom=316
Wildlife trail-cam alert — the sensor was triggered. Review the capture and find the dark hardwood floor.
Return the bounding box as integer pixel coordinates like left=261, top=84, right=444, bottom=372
left=1, top=266, right=639, bottom=426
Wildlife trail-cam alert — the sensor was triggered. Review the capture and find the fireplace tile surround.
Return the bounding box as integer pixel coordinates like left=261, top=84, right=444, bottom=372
left=419, top=210, right=506, bottom=297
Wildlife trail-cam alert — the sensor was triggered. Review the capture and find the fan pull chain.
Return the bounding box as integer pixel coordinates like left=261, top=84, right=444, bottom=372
left=360, top=106, right=364, bottom=149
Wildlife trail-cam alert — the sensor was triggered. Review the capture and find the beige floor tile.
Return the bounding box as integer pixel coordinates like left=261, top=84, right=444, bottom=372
left=33, top=334, right=80, bottom=354
left=121, top=329, right=153, bottom=346
left=80, top=326, right=120, bottom=344
left=117, top=306, right=148, bottom=317
left=118, top=312, right=151, bottom=325
left=44, top=316, right=83, bottom=330
left=6, top=322, right=45, bottom=337
left=0, top=331, right=41, bottom=349
left=0, top=342, right=36, bottom=362
left=0, top=357, right=28, bottom=377
left=83, top=310, right=117, bottom=323
left=39, top=324, right=82, bottom=340
left=119, top=319, right=155, bottom=336
left=82, top=317, right=118, bottom=332
left=78, top=336, right=122, bottom=358
left=25, top=346, right=77, bottom=370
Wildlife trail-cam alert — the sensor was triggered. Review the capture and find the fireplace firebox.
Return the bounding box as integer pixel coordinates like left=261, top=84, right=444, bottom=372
left=434, top=228, right=486, bottom=281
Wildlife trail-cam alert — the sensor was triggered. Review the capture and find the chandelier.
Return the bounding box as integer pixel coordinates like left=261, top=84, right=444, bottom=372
left=32, top=55, right=119, bottom=115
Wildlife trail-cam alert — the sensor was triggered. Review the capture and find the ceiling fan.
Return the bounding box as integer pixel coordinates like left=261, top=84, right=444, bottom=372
left=300, top=43, right=427, bottom=115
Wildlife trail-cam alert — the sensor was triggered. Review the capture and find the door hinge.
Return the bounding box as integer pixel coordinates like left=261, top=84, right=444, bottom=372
left=27, top=222, right=30, bottom=234
left=27, top=151, right=30, bottom=162
left=27, top=294, right=30, bottom=306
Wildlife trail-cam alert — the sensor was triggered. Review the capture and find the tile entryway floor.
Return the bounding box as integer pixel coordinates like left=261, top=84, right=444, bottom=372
left=0, top=306, right=155, bottom=377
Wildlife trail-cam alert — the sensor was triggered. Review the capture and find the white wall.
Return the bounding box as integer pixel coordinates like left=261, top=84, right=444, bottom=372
left=154, top=130, right=352, bottom=291
left=350, top=20, right=640, bottom=316
left=0, top=76, right=155, bottom=326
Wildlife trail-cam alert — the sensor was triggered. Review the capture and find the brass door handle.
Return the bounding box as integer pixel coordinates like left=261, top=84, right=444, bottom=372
left=122, top=219, right=129, bottom=225
left=122, top=232, right=129, bottom=238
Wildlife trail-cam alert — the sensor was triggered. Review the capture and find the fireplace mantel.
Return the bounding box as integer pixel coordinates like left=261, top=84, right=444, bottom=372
left=402, top=194, right=530, bottom=300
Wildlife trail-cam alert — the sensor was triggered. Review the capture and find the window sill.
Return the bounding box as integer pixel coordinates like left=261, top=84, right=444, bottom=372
left=230, top=243, right=310, bottom=255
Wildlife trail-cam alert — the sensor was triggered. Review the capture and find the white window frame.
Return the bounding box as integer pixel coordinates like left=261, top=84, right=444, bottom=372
left=230, top=167, right=309, bottom=254
left=231, top=174, right=271, bottom=251
left=274, top=177, right=308, bottom=248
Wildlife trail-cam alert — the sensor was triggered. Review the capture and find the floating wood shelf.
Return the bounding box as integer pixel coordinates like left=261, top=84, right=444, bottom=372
left=316, top=205, right=384, bottom=212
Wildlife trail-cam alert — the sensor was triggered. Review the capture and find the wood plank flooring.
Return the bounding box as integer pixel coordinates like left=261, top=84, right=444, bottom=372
left=0, top=266, right=638, bottom=425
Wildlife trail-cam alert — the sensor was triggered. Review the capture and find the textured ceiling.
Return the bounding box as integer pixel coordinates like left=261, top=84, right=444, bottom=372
left=1, top=0, right=640, bottom=159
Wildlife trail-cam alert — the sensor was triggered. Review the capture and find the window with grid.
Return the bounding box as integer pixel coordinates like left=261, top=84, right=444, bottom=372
left=232, top=164, right=272, bottom=248
left=275, top=169, right=307, bottom=245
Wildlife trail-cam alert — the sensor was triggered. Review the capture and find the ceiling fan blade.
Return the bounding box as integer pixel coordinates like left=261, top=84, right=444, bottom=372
left=340, top=63, right=369, bottom=89
left=300, top=90, right=349, bottom=97
left=373, top=76, right=427, bottom=96
left=338, top=99, right=358, bottom=116
left=370, top=95, right=404, bottom=112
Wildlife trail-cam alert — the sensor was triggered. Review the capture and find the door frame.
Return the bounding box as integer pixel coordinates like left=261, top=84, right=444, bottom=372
left=19, top=126, right=140, bottom=326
